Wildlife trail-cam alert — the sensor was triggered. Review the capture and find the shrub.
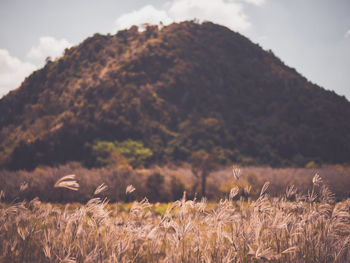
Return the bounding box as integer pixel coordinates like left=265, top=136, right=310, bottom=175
left=92, top=139, right=153, bottom=168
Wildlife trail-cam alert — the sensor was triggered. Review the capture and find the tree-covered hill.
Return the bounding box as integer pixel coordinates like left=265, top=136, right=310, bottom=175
left=1, top=21, right=350, bottom=170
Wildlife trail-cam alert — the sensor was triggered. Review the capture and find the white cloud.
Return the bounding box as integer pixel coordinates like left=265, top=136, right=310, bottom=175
left=114, top=5, right=173, bottom=31
left=114, top=0, right=257, bottom=33
left=27, top=36, right=72, bottom=62
left=345, top=29, right=350, bottom=38
left=168, top=0, right=250, bottom=32
left=0, top=49, right=37, bottom=98
left=244, top=0, right=265, bottom=6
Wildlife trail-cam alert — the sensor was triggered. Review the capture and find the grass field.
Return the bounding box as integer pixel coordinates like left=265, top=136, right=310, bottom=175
left=1, top=172, right=349, bottom=262
left=1, top=162, right=350, bottom=203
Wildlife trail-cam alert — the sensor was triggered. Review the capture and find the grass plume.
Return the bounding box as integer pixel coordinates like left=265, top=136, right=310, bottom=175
left=1, top=173, right=349, bottom=262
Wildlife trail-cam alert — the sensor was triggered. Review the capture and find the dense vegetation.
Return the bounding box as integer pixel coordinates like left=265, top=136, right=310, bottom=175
left=1, top=162, right=349, bottom=203
left=1, top=21, right=350, bottom=170
left=1, top=174, right=349, bottom=262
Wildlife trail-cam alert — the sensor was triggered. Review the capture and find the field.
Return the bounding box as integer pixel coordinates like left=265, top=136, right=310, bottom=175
left=1, top=167, right=350, bottom=262
left=1, top=162, right=350, bottom=203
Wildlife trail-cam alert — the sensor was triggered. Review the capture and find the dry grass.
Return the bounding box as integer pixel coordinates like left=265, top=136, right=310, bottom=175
left=210, top=165, right=350, bottom=201
left=1, top=174, right=349, bottom=262
left=1, top=162, right=350, bottom=203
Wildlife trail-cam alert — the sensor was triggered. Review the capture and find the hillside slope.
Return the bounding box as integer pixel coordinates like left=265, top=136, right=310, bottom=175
left=1, top=21, right=350, bottom=170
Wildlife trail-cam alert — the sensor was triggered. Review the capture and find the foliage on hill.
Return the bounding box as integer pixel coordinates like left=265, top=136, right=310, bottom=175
left=91, top=139, right=152, bottom=168
left=1, top=21, right=350, bottom=170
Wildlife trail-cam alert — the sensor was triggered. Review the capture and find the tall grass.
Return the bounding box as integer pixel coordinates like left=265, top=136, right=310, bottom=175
left=1, top=174, right=349, bottom=262
left=1, top=162, right=350, bottom=203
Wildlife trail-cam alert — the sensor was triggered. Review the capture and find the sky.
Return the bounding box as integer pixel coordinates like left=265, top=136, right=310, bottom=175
left=0, top=0, right=349, bottom=100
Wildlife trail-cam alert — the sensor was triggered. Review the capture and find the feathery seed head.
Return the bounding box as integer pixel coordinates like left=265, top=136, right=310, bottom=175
left=54, top=174, right=79, bottom=191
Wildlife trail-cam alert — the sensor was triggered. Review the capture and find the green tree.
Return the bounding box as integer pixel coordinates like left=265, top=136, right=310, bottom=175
left=114, top=140, right=153, bottom=167
left=92, top=139, right=152, bottom=168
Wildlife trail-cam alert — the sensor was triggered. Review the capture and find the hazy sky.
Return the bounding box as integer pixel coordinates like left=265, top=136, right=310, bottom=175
left=1, top=0, right=349, bottom=100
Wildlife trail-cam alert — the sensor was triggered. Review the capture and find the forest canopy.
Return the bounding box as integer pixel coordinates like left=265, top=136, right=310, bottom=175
left=0, top=21, right=350, bottom=170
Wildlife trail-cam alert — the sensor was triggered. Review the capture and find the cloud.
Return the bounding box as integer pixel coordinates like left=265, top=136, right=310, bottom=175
left=345, top=29, right=350, bottom=38
left=114, top=5, right=173, bottom=31
left=0, top=49, right=37, bottom=97
left=244, top=0, right=265, bottom=6
left=114, top=0, right=256, bottom=33
left=168, top=0, right=250, bottom=32
left=27, top=36, right=72, bottom=62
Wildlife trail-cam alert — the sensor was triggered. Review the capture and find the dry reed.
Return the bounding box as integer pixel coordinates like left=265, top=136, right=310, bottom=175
left=0, top=174, right=349, bottom=262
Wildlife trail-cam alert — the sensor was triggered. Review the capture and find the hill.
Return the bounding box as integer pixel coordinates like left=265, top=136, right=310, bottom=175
left=1, top=21, right=350, bottom=170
